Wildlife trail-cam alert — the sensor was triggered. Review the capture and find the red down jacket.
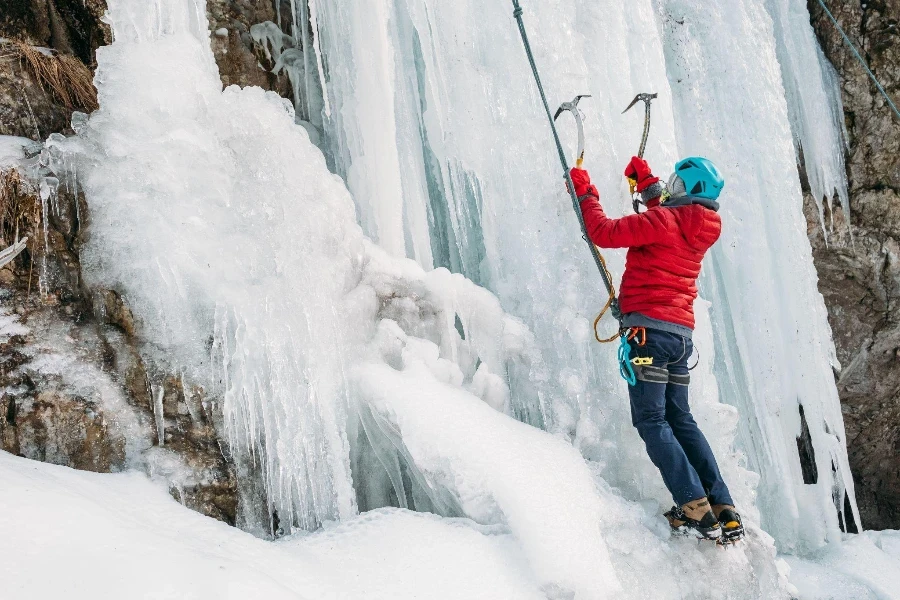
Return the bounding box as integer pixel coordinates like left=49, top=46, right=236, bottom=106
left=578, top=186, right=721, bottom=330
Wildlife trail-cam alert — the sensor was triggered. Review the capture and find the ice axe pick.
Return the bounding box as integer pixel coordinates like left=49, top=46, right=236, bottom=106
left=623, top=92, right=658, bottom=212
left=622, top=92, right=658, bottom=159
left=554, top=94, right=591, bottom=169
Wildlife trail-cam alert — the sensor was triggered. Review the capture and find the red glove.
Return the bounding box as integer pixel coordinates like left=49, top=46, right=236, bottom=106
left=569, top=168, right=599, bottom=199
left=623, top=156, right=660, bottom=192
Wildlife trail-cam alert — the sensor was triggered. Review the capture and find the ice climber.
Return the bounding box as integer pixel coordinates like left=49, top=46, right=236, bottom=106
left=569, top=156, right=744, bottom=544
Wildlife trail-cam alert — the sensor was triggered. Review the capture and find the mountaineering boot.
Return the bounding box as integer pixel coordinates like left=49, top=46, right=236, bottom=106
left=713, top=504, right=744, bottom=544
left=664, top=497, right=722, bottom=541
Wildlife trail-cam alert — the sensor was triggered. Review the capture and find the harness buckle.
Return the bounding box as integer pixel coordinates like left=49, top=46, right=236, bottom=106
left=631, top=357, right=653, bottom=366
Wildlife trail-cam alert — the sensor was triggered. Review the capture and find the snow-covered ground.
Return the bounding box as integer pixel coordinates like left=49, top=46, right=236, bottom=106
left=0, top=451, right=542, bottom=600
left=1, top=452, right=898, bottom=600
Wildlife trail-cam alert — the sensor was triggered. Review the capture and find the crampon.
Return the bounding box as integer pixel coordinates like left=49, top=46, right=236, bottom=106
left=715, top=506, right=745, bottom=546
left=665, top=505, right=741, bottom=547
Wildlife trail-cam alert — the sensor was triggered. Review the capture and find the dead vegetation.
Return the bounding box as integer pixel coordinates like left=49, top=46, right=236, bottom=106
left=2, top=38, right=98, bottom=111
left=0, top=168, right=41, bottom=252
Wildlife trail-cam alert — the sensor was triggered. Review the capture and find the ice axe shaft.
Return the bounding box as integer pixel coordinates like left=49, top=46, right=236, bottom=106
left=554, top=94, right=591, bottom=168
left=622, top=92, right=657, bottom=159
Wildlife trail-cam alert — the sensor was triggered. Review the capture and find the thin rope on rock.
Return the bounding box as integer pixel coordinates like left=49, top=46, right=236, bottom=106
left=817, top=0, right=900, bottom=122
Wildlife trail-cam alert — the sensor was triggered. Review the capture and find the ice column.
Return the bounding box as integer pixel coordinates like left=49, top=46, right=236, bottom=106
left=764, top=0, right=850, bottom=230
left=68, top=0, right=360, bottom=533
left=655, top=0, right=860, bottom=551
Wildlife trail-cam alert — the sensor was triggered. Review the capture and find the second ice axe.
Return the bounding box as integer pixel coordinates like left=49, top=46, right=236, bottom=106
left=554, top=94, right=591, bottom=169
left=623, top=92, right=658, bottom=213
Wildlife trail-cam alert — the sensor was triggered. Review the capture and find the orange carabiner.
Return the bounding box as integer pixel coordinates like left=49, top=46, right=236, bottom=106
left=627, top=327, right=647, bottom=347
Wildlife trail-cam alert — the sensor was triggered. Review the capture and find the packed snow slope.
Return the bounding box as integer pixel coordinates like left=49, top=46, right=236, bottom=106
left=0, top=452, right=544, bottom=600
left=3, top=452, right=900, bottom=600
left=24, top=0, right=878, bottom=596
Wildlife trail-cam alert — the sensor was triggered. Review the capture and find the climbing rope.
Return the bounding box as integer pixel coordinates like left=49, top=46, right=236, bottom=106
left=817, top=0, right=900, bottom=122
left=617, top=335, right=637, bottom=386
left=590, top=252, right=620, bottom=343
left=511, top=0, right=621, bottom=342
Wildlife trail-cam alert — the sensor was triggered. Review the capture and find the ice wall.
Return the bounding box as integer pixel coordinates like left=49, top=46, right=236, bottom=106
left=655, top=0, right=858, bottom=550
left=286, top=0, right=859, bottom=552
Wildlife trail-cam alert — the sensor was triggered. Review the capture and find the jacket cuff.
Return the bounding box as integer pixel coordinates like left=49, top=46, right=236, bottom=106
left=577, top=184, right=600, bottom=203
left=640, top=181, right=664, bottom=202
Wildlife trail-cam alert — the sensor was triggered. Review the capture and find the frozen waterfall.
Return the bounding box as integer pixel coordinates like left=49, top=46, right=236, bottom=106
left=47, top=0, right=861, bottom=596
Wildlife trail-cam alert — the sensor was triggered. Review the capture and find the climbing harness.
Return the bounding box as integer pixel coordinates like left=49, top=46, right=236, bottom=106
left=511, top=0, right=622, bottom=348
left=554, top=95, right=592, bottom=169
left=622, top=93, right=658, bottom=214
left=817, top=0, right=900, bottom=122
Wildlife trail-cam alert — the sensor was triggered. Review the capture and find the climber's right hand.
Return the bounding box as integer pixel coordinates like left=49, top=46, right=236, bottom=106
left=623, top=156, right=660, bottom=192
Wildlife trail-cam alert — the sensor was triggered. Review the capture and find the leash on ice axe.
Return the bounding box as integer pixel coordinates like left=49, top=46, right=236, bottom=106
left=511, top=0, right=639, bottom=372
left=622, top=92, right=658, bottom=214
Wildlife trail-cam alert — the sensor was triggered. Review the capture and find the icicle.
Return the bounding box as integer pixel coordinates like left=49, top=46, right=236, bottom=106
left=153, top=384, right=165, bottom=446
left=307, top=0, right=331, bottom=118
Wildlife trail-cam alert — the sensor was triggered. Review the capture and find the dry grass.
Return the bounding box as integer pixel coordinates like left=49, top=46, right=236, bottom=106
left=5, top=39, right=98, bottom=112
left=0, top=168, right=41, bottom=250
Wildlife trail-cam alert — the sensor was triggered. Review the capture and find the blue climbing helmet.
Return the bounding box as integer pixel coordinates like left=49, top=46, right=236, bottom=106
left=668, top=156, right=724, bottom=201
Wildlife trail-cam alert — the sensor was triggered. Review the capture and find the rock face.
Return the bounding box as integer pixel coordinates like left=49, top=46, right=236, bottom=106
left=208, top=0, right=289, bottom=94
left=0, top=0, right=108, bottom=138
left=807, top=0, right=900, bottom=530
left=0, top=0, right=109, bottom=66
left=0, top=165, right=238, bottom=525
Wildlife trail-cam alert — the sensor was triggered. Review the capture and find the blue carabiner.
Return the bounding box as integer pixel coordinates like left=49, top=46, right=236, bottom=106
left=618, top=333, right=637, bottom=386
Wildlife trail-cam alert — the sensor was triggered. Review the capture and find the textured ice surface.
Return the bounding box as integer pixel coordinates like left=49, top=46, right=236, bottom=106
left=0, top=135, right=30, bottom=166
left=656, top=0, right=856, bottom=551
left=764, top=0, right=850, bottom=229
left=355, top=363, right=621, bottom=598
left=41, top=0, right=869, bottom=595
left=304, top=0, right=859, bottom=553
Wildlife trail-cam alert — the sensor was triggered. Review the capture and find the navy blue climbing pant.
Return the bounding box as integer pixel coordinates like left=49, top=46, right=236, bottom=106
left=627, top=329, right=734, bottom=507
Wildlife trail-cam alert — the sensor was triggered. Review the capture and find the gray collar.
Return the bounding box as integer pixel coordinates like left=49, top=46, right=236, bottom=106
left=661, top=195, right=720, bottom=212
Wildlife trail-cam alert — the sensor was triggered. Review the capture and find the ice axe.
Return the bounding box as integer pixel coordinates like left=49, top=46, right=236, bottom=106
left=554, top=94, right=591, bottom=169
left=622, top=92, right=658, bottom=213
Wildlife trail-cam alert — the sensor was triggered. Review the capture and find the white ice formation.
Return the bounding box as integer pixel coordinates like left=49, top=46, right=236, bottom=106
left=40, top=0, right=867, bottom=597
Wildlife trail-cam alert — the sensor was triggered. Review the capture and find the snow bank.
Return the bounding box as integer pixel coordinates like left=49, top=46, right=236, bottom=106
left=0, top=451, right=543, bottom=600
left=786, top=531, right=900, bottom=600
left=355, top=363, right=621, bottom=598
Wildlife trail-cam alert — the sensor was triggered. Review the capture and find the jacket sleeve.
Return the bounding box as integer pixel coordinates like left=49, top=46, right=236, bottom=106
left=579, top=195, right=675, bottom=249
